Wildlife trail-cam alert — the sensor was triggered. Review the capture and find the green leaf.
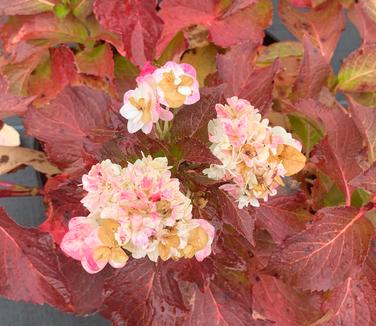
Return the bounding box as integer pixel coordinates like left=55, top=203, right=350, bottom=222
left=257, top=41, right=304, bottom=66
left=155, top=32, right=185, bottom=66
left=72, top=0, right=94, bottom=19
left=288, top=113, right=324, bottom=154
left=54, top=3, right=70, bottom=19
left=181, top=44, right=218, bottom=87
left=351, top=189, right=371, bottom=208
left=338, top=45, right=376, bottom=92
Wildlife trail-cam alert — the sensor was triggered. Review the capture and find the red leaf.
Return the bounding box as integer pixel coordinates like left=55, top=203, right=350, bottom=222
left=100, top=259, right=188, bottom=325
left=217, top=42, right=279, bottom=113
left=348, top=1, right=376, bottom=45
left=267, top=207, right=373, bottom=291
left=10, top=13, right=88, bottom=45
left=94, top=0, right=162, bottom=67
left=214, top=189, right=255, bottom=245
left=278, top=0, right=345, bottom=61
left=41, top=175, right=87, bottom=244
left=28, top=46, right=77, bottom=106
left=0, top=208, right=110, bottom=314
left=171, top=85, right=225, bottom=142
left=350, top=163, right=376, bottom=194
left=255, top=192, right=309, bottom=244
left=157, top=0, right=272, bottom=56
left=322, top=276, right=376, bottom=326
left=292, top=36, right=330, bottom=100
left=349, top=96, right=376, bottom=162
left=0, top=76, right=35, bottom=119
left=288, top=0, right=312, bottom=7
left=74, top=43, right=114, bottom=80
left=252, top=275, right=323, bottom=326
left=24, top=86, right=122, bottom=176
left=292, top=99, right=365, bottom=204
left=0, top=0, right=55, bottom=15
left=178, top=137, right=221, bottom=165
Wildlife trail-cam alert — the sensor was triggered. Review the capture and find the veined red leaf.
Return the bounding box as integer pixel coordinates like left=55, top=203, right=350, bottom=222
left=100, top=259, right=188, bottom=326
left=74, top=43, right=114, bottom=80
left=0, top=0, right=55, bottom=15
left=10, top=13, right=88, bottom=45
left=267, top=207, right=373, bottom=291
left=292, top=36, right=330, bottom=100
left=252, top=275, right=323, bottom=326
left=41, top=175, right=87, bottom=244
left=28, top=46, right=77, bottom=106
left=255, top=192, right=309, bottom=244
left=157, top=0, right=272, bottom=57
left=178, top=137, right=221, bottom=165
left=348, top=1, right=376, bottom=45
left=94, top=0, right=163, bottom=67
left=278, top=0, right=345, bottom=61
left=213, top=189, right=255, bottom=245
left=349, top=96, right=376, bottom=162
left=171, top=85, right=225, bottom=142
left=2, top=50, right=48, bottom=96
left=321, top=276, right=376, bottom=326
left=291, top=99, right=365, bottom=203
left=24, top=86, right=122, bottom=176
left=0, top=208, right=110, bottom=314
left=217, top=42, right=279, bottom=113
left=0, top=76, right=35, bottom=118
left=350, top=163, right=376, bottom=194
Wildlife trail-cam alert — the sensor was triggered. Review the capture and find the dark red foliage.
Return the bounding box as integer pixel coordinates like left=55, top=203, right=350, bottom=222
left=24, top=86, right=123, bottom=176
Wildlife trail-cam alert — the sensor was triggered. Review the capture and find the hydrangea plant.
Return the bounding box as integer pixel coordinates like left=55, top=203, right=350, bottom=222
left=0, top=0, right=375, bottom=325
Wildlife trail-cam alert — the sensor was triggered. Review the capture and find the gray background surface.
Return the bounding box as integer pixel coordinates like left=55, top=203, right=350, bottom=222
left=0, top=1, right=360, bottom=325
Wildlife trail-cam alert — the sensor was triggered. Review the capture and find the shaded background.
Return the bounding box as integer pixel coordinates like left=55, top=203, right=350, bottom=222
left=0, top=1, right=360, bottom=325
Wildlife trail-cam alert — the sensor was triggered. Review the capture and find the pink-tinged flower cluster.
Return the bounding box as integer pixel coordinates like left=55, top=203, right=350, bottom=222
left=61, top=157, right=214, bottom=273
left=203, top=97, right=306, bottom=209
left=120, top=61, right=200, bottom=134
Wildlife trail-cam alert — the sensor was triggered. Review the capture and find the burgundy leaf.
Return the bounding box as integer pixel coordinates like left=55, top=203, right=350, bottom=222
left=348, top=1, right=376, bottom=45
left=349, top=96, right=376, bottom=162
left=252, top=275, right=323, bottom=326
left=213, top=189, right=255, bottom=245
left=217, top=42, right=279, bottom=113
left=350, top=163, right=376, bottom=194
left=24, top=86, right=122, bottom=176
left=40, top=175, right=87, bottom=244
left=291, top=99, right=365, bottom=204
left=217, top=41, right=259, bottom=96
left=292, top=36, right=330, bottom=100
left=255, top=192, right=309, bottom=244
left=278, top=0, right=345, bottom=61
left=100, top=259, right=188, bottom=326
left=178, top=137, right=221, bottom=165
left=0, top=76, right=35, bottom=119
left=9, top=13, right=88, bottom=45
left=157, top=0, right=272, bottom=56
left=321, top=276, right=376, bottom=326
left=171, top=85, right=225, bottom=142
left=28, top=45, right=78, bottom=106
left=94, top=0, right=163, bottom=67
left=85, top=130, right=171, bottom=167
left=267, top=207, right=373, bottom=291
left=74, top=43, right=114, bottom=80
left=0, top=208, right=110, bottom=315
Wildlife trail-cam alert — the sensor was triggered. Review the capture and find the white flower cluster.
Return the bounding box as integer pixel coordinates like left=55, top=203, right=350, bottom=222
left=204, top=97, right=306, bottom=208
